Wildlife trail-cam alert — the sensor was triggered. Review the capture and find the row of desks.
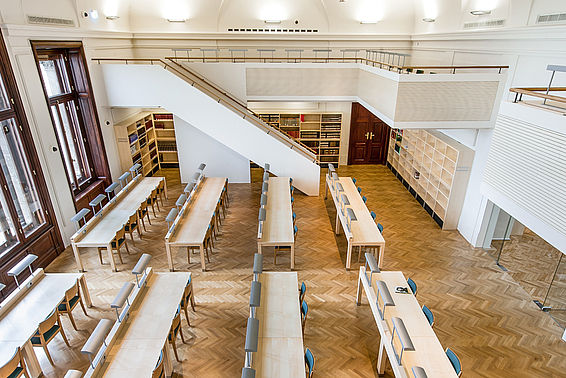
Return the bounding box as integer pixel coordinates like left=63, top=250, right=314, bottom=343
left=325, top=173, right=386, bottom=270
left=356, top=267, right=457, bottom=377
left=257, top=177, right=295, bottom=269
left=71, top=176, right=166, bottom=272
left=87, top=269, right=190, bottom=377
left=253, top=272, right=305, bottom=377
left=0, top=269, right=92, bottom=378
left=165, top=177, right=227, bottom=271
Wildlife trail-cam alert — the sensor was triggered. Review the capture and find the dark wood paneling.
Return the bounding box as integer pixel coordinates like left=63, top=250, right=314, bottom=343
left=74, top=179, right=107, bottom=221
left=348, top=102, right=390, bottom=165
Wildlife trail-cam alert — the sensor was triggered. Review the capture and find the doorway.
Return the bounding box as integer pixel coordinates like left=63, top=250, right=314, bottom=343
left=347, top=102, right=390, bottom=165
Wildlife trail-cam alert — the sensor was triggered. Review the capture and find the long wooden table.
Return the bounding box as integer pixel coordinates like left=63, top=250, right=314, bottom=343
left=257, top=177, right=295, bottom=269
left=165, top=177, right=226, bottom=271
left=325, top=173, right=385, bottom=270
left=0, top=269, right=92, bottom=378
left=71, top=176, right=166, bottom=272
left=254, top=272, right=305, bottom=377
left=356, top=267, right=458, bottom=377
left=87, top=269, right=189, bottom=377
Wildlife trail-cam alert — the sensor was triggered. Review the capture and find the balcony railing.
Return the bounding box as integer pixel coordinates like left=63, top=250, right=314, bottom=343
left=510, top=65, right=566, bottom=113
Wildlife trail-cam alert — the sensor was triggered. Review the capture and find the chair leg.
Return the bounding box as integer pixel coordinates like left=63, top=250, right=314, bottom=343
left=190, top=292, right=196, bottom=311
left=170, top=340, right=180, bottom=362
left=67, top=310, right=78, bottom=331
left=151, top=203, right=156, bottom=217
left=187, top=247, right=191, bottom=264
left=129, top=231, right=135, bottom=245
left=42, top=344, right=54, bottom=365
left=155, top=198, right=160, bottom=212
left=59, top=325, right=71, bottom=347
left=137, top=226, right=142, bottom=239
left=116, top=247, right=124, bottom=264
left=79, top=297, right=88, bottom=316
left=98, top=249, right=104, bottom=265
left=146, top=212, right=152, bottom=225
left=205, top=243, right=211, bottom=263
left=124, top=241, right=131, bottom=255
left=183, top=304, right=191, bottom=326
left=139, top=214, right=147, bottom=231
left=179, top=327, right=186, bottom=344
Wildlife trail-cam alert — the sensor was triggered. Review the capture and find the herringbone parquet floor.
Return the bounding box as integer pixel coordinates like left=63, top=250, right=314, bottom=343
left=40, top=166, right=566, bottom=377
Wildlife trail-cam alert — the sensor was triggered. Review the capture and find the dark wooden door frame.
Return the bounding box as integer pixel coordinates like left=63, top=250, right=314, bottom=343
left=347, top=102, right=390, bottom=165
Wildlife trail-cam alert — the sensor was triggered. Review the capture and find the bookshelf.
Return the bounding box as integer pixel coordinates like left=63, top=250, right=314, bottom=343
left=114, top=112, right=179, bottom=176
left=386, top=129, right=473, bottom=230
left=257, top=113, right=342, bottom=167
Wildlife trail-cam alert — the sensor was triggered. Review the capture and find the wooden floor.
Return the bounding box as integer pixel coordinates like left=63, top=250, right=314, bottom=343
left=40, top=166, right=566, bottom=377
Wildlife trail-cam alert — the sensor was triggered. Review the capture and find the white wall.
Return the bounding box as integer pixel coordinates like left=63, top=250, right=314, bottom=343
left=174, top=115, right=251, bottom=184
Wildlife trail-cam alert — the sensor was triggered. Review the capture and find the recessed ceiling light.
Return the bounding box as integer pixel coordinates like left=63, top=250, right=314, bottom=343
left=106, top=15, right=120, bottom=20
left=264, top=20, right=282, bottom=24
left=360, top=21, right=377, bottom=24
left=167, top=18, right=187, bottom=23
left=89, top=10, right=99, bottom=19
left=422, top=17, right=436, bottom=22
left=470, top=10, right=492, bottom=16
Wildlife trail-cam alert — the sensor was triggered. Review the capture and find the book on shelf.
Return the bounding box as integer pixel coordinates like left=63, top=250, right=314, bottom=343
left=154, top=114, right=174, bottom=120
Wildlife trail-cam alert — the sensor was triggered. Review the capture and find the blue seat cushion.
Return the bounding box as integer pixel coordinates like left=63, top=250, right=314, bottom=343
left=125, top=223, right=137, bottom=231
left=111, top=238, right=126, bottom=248
left=7, top=366, right=23, bottom=378
left=58, top=295, right=79, bottom=311
left=31, top=324, right=60, bottom=345
left=168, top=324, right=180, bottom=341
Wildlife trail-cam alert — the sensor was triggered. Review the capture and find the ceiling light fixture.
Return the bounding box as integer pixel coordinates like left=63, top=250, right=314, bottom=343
left=106, top=15, right=120, bottom=20
left=167, top=18, right=187, bottom=23
left=360, top=21, right=377, bottom=24
left=89, top=10, right=99, bottom=19
left=470, top=10, right=492, bottom=16
left=264, top=20, right=282, bottom=24
left=422, top=17, right=436, bottom=22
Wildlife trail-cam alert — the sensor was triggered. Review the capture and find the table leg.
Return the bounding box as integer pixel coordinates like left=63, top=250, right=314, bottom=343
left=290, top=243, right=295, bottom=270
left=72, top=243, right=84, bottom=272
left=163, top=340, right=173, bottom=377
left=257, top=243, right=262, bottom=255
left=356, top=269, right=363, bottom=305
left=335, top=211, right=340, bottom=235
left=378, top=244, right=385, bottom=269
left=346, top=241, right=352, bottom=270
left=79, top=275, right=93, bottom=307
left=199, top=244, right=206, bottom=272
left=377, top=338, right=387, bottom=375
left=324, top=180, right=328, bottom=199
left=163, top=178, right=169, bottom=199
left=166, top=243, right=174, bottom=271
left=107, top=244, right=117, bottom=272
left=22, top=340, right=42, bottom=378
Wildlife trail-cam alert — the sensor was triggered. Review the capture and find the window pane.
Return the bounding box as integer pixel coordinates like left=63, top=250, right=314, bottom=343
left=0, top=183, right=19, bottom=258
left=0, top=118, right=46, bottom=236
left=50, top=105, right=76, bottom=188
left=38, top=57, right=70, bottom=97
left=0, top=73, right=10, bottom=111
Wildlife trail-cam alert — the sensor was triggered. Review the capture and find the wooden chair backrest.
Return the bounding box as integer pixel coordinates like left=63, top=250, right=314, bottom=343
left=152, top=355, right=164, bottom=378
left=183, top=283, right=192, bottom=304
left=158, top=180, right=165, bottom=191
left=128, top=213, right=137, bottom=225
left=38, top=309, right=59, bottom=335
left=151, top=188, right=158, bottom=199
left=115, top=226, right=126, bottom=241
left=170, top=309, right=181, bottom=337
left=64, top=279, right=80, bottom=303
left=0, top=347, right=23, bottom=376
left=139, top=201, right=148, bottom=211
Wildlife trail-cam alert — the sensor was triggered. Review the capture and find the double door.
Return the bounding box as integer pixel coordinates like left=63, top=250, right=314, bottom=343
left=348, top=103, right=390, bottom=165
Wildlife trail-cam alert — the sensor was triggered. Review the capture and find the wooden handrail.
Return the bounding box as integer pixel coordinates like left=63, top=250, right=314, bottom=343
left=92, top=57, right=318, bottom=162
left=510, top=87, right=566, bottom=105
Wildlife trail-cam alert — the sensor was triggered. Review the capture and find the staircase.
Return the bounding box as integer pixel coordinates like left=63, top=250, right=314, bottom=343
left=96, top=58, right=320, bottom=195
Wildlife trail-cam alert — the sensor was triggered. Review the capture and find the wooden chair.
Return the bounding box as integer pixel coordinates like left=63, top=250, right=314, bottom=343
left=446, top=348, right=462, bottom=376
left=138, top=200, right=151, bottom=231
left=301, top=300, right=308, bottom=336
left=146, top=188, right=159, bottom=216
left=156, top=180, right=166, bottom=206
left=204, top=223, right=214, bottom=256
left=422, top=305, right=434, bottom=327
left=180, top=276, right=196, bottom=326
left=98, top=226, right=130, bottom=265
left=305, top=348, right=315, bottom=378
left=0, top=347, right=29, bottom=378
left=274, top=225, right=298, bottom=265
left=210, top=212, right=218, bottom=241
left=152, top=350, right=164, bottom=378
left=168, top=306, right=186, bottom=362
left=362, top=195, right=367, bottom=204
left=377, top=223, right=384, bottom=233
left=223, top=179, right=230, bottom=207
left=216, top=198, right=223, bottom=226
left=357, top=187, right=362, bottom=194
left=299, top=282, right=306, bottom=305
left=293, top=212, right=296, bottom=225
left=124, top=213, right=142, bottom=244
left=31, top=309, right=70, bottom=365
left=58, top=279, right=88, bottom=331
left=370, top=211, right=376, bottom=221
left=407, top=278, right=417, bottom=296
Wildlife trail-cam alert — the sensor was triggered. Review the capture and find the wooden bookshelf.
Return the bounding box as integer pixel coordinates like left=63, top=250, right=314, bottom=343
left=387, top=129, right=473, bottom=230
left=114, top=112, right=179, bottom=176
left=258, top=112, right=342, bottom=167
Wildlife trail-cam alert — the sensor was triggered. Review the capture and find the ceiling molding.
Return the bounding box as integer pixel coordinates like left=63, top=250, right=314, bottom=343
left=412, top=25, right=566, bottom=42
left=2, top=23, right=134, bottom=39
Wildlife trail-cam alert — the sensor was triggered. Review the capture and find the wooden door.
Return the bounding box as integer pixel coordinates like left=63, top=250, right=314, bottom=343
left=348, top=103, right=390, bottom=165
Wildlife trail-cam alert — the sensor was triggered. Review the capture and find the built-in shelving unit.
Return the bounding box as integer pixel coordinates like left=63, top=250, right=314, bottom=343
left=387, top=129, right=473, bottom=229
left=114, top=112, right=179, bottom=176
left=258, top=113, right=342, bottom=167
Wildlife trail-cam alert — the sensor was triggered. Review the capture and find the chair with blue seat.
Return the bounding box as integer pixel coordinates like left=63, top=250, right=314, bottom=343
left=290, top=185, right=295, bottom=195
left=152, top=350, right=164, bottom=378
left=407, top=277, right=417, bottom=296
left=31, top=309, right=70, bottom=365
left=124, top=213, right=141, bottom=244
left=352, top=178, right=357, bottom=184
left=291, top=196, right=295, bottom=206
left=377, top=223, right=384, bottom=233
left=357, top=187, right=362, bottom=194
left=301, top=300, right=309, bottom=336
left=370, top=211, right=376, bottom=221
left=58, top=279, right=88, bottom=331
left=293, top=212, right=297, bottom=225
left=138, top=200, right=152, bottom=230
left=422, top=305, right=434, bottom=327
left=97, top=226, right=129, bottom=265
left=168, top=306, right=186, bottom=362
left=180, top=276, right=196, bottom=326
left=305, top=348, right=315, bottom=378
left=445, top=348, right=462, bottom=376
left=299, top=282, right=307, bottom=305
left=0, top=347, right=29, bottom=378
left=274, top=225, right=298, bottom=265
left=362, top=196, right=367, bottom=204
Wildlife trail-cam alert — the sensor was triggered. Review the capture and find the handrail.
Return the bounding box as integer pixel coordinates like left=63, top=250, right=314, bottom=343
left=93, top=57, right=318, bottom=162
left=510, top=87, right=566, bottom=106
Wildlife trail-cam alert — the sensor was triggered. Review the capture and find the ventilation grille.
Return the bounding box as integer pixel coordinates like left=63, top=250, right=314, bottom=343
left=536, top=13, right=566, bottom=24
left=463, top=19, right=505, bottom=29
left=27, top=15, right=75, bottom=26
left=228, top=28, right=318, bottom=33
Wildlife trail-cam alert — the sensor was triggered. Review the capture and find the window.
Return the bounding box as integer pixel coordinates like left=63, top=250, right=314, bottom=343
left=36, top=51, right=94, bottom=193
left=0, top=32, right=60, bottom=260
